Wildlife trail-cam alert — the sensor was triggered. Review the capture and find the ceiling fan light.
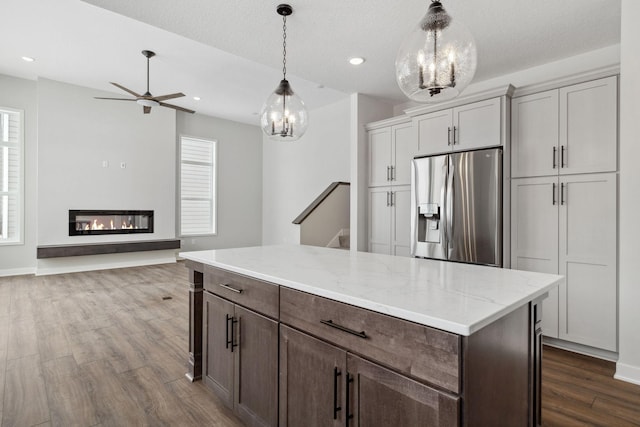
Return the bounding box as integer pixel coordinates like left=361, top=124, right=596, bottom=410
left=395, top=0, right=477, bottom=103
left=136, top=98, right=159, bottom=108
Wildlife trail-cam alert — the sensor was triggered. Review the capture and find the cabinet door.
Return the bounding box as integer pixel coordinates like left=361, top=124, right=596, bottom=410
left=391, top=186, right=411, bottom=257
left=391, top=123, right=415, bottom=186
left=559, top=76, right=617, bottom=175
left=368, top=128, right=392, bottom=187
left=368, top=187, right=391, bottom=255
left=511, top=177, right=559, bottom=338
left=558, top=173, right=617, bottom=351
left=511, top=90, right=559, bottom=178
left=414, top=109, right=453, bottom=156
left=347, top=354, right=459, bottom=427
left=452, top=97, right=501, bottom=151
left=202, top=291, right=235, bottom=407
left=235, top=306, right=278, bottom=427
left=279, top=325, right=346, bottom=427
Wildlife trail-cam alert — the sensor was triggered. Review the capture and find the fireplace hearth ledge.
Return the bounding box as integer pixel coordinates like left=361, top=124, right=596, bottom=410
left=37, top=239, right=180, bottom=259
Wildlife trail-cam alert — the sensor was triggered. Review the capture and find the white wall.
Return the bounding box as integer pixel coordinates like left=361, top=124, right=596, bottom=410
left=616, top=0, right=640, bottom=385
left=350, top=94, right=393, bottom=251
left=36, top=78, right=177, bottom=273
left=262, top=97, right=351, bottom=245
left=0, top=75, right=38, bottom=275
left=176, top=112, right=263, bottom=252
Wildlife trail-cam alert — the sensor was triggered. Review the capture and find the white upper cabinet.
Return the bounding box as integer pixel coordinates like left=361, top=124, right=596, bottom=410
left=368, top=122, right=414, bottom=187
left=559, top=77, right=618, bottom=175
left=414, top=97, right=502, bottom=157
left=511, top=90, right=560, bottom=178
left=512, top=76, right=618, bottom=178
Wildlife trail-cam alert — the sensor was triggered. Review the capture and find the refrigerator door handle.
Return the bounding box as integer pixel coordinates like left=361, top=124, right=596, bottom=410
left=446, top=157, right=454, bottom=256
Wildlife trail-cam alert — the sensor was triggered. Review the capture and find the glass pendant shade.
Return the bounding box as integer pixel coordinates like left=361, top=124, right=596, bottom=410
left=396, top=1, right=477, bottom=103
left=260, top=79, right=308, bottom=141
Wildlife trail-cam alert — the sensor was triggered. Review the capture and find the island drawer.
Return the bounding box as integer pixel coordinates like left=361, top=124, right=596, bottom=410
left=280, top=287, right=461, bottom=393
left=204, top=266, right=279, bottom=319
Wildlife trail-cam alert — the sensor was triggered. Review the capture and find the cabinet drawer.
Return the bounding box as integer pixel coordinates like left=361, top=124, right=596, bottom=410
left=204, top=266, right=279, bottom=319
left=280, top=287, right=461, bottom=393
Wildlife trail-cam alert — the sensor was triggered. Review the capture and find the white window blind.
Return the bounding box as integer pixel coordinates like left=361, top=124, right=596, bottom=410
left=0, top=108, right=22, bottom=244
left=180, top=136, right=217, bottom=236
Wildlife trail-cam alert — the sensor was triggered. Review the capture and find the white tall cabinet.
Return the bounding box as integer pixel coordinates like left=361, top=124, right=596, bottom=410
left=511, top=76, right=618, bottom=353
left=367, top=119, right=413, bottom=256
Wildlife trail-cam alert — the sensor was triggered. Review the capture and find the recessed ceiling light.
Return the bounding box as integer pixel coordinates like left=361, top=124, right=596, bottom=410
left=21, top=56, right=35, bottom=62
left=349, top=57, right=365, bottom=66
left=193, top=96, right=201, bottom=101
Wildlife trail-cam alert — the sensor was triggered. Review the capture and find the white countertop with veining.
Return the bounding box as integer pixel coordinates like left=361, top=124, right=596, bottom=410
left=180, top=245, right=563, bottom=336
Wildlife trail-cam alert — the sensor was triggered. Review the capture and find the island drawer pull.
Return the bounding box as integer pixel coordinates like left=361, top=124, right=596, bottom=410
left=320, top=319, right=367, bottom=339
left=219, top=283, right=243, bottom=294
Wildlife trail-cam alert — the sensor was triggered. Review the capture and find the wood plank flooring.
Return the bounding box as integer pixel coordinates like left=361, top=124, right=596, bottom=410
left=0, top=263, right=243, bottom=427
left=0, top=262, right=638, bottom=426
left=542, top=345, right=640, bottom=426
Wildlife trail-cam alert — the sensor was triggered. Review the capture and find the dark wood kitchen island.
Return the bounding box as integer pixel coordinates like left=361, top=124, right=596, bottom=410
left=181, top=245, right=563, bottom=427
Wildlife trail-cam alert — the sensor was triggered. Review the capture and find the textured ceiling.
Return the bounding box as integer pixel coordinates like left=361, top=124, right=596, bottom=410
left=0, top=0, right=621, bottom=125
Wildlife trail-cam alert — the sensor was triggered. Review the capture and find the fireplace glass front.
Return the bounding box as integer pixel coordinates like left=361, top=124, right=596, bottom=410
left=69, top=210, right=154, bottom=236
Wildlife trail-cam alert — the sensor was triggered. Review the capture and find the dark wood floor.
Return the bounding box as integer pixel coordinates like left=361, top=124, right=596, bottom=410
left=0, top=262, right=638, bottom=426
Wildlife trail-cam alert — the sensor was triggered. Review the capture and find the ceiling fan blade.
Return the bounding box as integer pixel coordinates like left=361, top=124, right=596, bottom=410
left=159, top=102, right=195, bottom=114
left=94, top=97, right=136, bottom=101
left=110, top=82, right=142, bottom=97
left=153, top=92, right=185, bottom=102
left=143, top=106, right=151, bottom=114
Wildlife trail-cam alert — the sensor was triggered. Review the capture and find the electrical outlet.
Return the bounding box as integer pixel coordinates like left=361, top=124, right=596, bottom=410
left=102, top=160, right=109, bottom=168
left=120, top=162, right=126, bottom=169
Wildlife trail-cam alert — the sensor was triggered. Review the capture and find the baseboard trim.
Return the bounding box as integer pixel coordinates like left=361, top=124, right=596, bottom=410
left=615, top=363, right=640, bottom=386
left=543, top=336, right=618, bottom=362
left=0, top=267, right=36, bottom=277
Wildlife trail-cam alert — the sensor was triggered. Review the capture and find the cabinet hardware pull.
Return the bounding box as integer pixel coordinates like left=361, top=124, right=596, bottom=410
left=453, top=126, right=457, bottom=145
left=386, top=191, right=390, bottom=207
left=345, top=372, right=354, bottom=426
left=333, top=367, right=342, bottom=419
left=561, top=182, right=565, bottom=205
left=218, top=283, right=243, bottom=294
left=390, top=165, right=395, bottom=181
left=231, top=316, right=238, bottom=353
left=225, top=314, right=232, bottom=350
left=552, top=147, right=557, bottom=169
left=561, top=145, right=566, bottom=168
left=447, top=127, right=452, bottom=146
left=552, top=183, right=556, bottom=205
left=391, top=191, right=395, bottom=207
left=386, top=166, right=390, bottom=181
left=320, top=319, right=367, bottom=339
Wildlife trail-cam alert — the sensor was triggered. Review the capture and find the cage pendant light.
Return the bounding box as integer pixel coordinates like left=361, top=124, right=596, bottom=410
left=260, top=4, right=308, bottom=141
left=395, top=0, right=477, bottom=103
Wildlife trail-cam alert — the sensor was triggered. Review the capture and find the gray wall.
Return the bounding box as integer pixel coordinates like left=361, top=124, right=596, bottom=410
left=0, top=75, right=38, bottom=275
left=177, top=112, right=263, bottom=252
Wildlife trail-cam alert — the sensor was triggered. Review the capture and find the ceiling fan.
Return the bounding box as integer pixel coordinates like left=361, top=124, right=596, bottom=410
left=95, top=50, right=195, bottom=114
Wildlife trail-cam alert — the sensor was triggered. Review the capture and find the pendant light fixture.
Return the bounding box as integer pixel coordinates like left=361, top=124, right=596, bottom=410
left=395, top=0, right=477, bottom=103
left=260, top=4, right=308, bottom=141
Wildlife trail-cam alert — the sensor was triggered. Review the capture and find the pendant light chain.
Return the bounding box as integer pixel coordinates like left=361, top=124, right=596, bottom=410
left=282, top=15, right=287, bottom=80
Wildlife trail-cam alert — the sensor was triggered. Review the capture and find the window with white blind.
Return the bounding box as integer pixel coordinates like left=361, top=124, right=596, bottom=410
left=0, top=107, right=23, bottom=245
left=179, top=136, right=217, bottom=236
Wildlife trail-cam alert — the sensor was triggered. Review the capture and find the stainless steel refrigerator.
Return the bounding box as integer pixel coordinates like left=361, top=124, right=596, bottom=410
left=410, top=147, right=502, bottom=267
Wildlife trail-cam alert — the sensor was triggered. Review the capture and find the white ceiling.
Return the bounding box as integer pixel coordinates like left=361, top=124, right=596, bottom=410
left=0, top=0, right=621, bottom=125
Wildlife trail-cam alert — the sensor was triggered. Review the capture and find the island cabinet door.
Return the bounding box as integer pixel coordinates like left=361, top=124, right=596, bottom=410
left=202, top=291, right=235, bottom=408
left=234, top=305, right=279, bottom=427
left=346, top=354, right=459, bottom=427
left=279, top=325, right=347, bottom=427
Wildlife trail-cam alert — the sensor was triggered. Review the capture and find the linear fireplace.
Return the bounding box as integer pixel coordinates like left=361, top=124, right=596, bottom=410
left=69, top=210, right=154, bottom=236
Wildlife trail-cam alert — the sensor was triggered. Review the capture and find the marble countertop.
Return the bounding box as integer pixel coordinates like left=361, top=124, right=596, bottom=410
left=180, top=245, right=563, bottom=336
